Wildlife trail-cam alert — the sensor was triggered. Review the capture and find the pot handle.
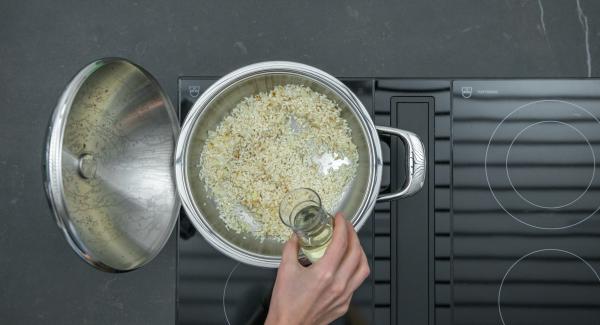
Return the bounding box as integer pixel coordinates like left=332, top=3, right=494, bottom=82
left=375, top=126, right=426, bottom=201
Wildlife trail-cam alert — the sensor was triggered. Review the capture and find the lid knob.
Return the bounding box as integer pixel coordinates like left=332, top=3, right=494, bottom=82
left=78, top=153, right=97, bottom=179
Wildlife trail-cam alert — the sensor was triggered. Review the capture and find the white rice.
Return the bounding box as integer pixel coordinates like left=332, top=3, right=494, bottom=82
left=198, top=84, right=358, bottom=242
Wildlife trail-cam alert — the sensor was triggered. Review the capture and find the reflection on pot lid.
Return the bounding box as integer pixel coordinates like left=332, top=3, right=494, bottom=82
left=44, top=58, right=180, bottom=272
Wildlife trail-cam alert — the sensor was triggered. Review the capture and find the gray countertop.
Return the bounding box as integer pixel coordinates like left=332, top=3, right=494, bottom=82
left=0, top=0, right=598, bottom=324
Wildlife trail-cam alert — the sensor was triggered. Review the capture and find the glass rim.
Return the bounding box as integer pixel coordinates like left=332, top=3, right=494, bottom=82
left=279, top=187, right=322, bottom=226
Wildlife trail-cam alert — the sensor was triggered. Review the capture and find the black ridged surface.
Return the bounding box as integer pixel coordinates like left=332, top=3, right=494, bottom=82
left=450, top=80, right=600, bottom=325
left=177, top=78, right=600, bottom=325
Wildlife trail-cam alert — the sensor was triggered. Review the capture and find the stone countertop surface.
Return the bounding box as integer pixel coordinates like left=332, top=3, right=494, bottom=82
left=0, top=0, right=598, bottom=324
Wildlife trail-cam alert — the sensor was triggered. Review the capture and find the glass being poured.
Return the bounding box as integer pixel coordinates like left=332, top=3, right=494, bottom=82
left=279, top=188, right=334, bottom=263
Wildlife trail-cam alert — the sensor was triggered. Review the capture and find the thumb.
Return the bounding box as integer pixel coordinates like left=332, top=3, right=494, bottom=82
left=281, top=234, right=300, bottom=265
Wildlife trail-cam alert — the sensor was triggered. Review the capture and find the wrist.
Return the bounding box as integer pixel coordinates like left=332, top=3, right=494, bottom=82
left=265, top=310, right=297, bottom=325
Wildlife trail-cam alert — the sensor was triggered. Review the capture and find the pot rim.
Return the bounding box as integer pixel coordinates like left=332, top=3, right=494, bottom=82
left=174, top=61, right=383, bottom=268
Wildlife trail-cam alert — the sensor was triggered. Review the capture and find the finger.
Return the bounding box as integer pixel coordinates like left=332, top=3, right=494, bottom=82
left=280, top=234, right=300, bottom=268
left=316, top=212, right=348, bottom=269
left=336, top=220, right=363, bottom=285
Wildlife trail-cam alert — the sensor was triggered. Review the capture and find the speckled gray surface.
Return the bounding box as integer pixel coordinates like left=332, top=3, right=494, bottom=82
left=0, top=0, right=598, bottom=324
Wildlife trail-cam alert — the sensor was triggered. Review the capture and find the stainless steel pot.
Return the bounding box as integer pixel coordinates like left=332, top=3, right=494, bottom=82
left=44, top=58, right=425, bottom=272
left=175, top=62, right=425, bottom=267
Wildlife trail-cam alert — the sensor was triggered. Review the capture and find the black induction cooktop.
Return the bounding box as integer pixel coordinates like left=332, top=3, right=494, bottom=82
left=176, top=78, right=600, bottom=325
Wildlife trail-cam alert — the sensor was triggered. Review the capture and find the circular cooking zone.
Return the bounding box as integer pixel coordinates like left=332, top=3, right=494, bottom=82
left=505, top=121, right=595, bottom=209
left=498, top=249, right=600, bottom=325
left=222, top=263, right=276, bottom=324
left=485, top=100, right=600, bottom=230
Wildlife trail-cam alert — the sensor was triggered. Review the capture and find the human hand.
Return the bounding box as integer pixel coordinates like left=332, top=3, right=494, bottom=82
left=265, top=213, right=370, bottom=325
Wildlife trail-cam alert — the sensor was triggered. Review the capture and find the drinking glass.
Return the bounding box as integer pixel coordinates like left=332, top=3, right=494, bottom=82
left=279, top=188, right=333, bottom=262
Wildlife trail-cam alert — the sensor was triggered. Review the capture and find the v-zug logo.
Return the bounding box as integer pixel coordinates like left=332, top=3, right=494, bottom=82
left=188, top=85, right=201, bottom=98
left=461, top=87, right=473, bottom=99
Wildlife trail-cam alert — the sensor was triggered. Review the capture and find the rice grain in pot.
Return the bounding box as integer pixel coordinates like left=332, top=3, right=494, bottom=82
left=198, top=84, right=359, bottom=242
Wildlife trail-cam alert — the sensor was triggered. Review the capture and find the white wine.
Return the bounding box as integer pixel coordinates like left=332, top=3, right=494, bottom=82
left=301, top=235, right=333, bottom=262
left=293, top=205, right=333, bottom=262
